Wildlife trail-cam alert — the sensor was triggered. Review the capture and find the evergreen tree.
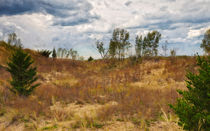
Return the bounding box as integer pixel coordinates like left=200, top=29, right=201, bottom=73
left=88, top=56, right=94, bottom=61
left=170, top=55, right=210, bottom=131
left=52, top=48, right=57, bottom=59
left=38, top=50, right=51, bottom=57
left=6, top=48, right=40, bottom=96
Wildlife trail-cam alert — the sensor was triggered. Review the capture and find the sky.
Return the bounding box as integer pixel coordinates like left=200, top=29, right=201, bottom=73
left=0, top=0, right=209, bottom=58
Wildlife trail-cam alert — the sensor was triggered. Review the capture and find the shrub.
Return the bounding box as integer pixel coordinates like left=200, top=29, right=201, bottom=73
left=6, top=48, right=40, bottom=96
left=38, top=50, right=52, bottom=57
left=129, top=55, right=142, bottom=65
left=88, top=56, right=94, bottom=61
left=170, top=56, right=210, bottom=131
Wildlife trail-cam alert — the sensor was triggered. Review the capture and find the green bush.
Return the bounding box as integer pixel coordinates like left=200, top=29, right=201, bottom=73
left=88, top=56, right=94, bottom=62
left=38, top=50, right=52, bottom=57
left=6, top=48, right=40, bottom=96
left=170, top=56, right=210, bottom=131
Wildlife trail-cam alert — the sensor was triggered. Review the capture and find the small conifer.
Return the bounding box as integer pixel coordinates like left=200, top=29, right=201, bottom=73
left=6, top=48, right=40, bottom=96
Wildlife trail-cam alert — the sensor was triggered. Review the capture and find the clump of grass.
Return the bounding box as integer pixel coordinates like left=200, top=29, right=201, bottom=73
left=72, top=115, right=104, bottom=129
left=50, top=102, right=74, bottom=121
left=164, top=56, right=196, bottom=81
left=41, top=125, right=57, bottom=130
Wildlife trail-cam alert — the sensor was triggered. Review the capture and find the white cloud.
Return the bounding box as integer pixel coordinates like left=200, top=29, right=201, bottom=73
left=187, top=27, right=210, bottom=39
left=0, top=0, right=210, bottom=57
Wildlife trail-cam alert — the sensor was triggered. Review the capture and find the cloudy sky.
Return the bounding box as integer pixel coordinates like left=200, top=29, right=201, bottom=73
left=0, top=0, right=209, bottom=58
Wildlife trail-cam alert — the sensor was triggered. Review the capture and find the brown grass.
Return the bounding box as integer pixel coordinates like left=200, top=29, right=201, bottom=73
left=0, top=43, right=197, bottom=130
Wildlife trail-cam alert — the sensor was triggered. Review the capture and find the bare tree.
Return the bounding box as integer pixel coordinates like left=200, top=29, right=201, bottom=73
left=162, top=40, right=168, bottom=56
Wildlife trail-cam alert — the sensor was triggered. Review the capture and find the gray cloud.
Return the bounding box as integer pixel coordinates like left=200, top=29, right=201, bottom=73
left=0, top=0, right=98, bottom=26
left=125, top=1, right=132, bottom=6
left=0, top=0, right=39, bottom=15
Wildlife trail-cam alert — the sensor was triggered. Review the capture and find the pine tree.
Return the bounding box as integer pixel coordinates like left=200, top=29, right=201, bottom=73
left=38, top=50, right=51, bottom=57
left=170, top=55, right=210, bottom=131
left=6, top=48, right=40, bottom=96
left=52, top=48, right=57, bottom=59
left=88, top=56, right=94, bottom=61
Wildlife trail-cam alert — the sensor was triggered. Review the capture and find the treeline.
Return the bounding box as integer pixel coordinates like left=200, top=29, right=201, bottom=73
left=96, top=28, right=210, bottom=60
left=4, top=33, right=83, bottom=60
left=96, top=28, right=162, bottom=60
left=38, top=48, right=82, bottom=60
left=3, top=28, right=210, bottom=61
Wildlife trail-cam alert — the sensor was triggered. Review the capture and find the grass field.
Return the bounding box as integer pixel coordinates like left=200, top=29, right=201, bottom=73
left=0, top=41, right=197, bottom=130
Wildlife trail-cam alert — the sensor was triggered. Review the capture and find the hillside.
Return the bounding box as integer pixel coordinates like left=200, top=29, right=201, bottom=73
left=0, top=42, right=197, bottom=131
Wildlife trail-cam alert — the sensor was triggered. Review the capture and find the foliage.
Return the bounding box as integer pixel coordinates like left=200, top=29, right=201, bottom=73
left=6, top=48, right=40, bottom=96
left=57, top=48, right=67, bottom=58
left=96, top=40, right=107, bottom=59
left=88, top=56, right=94, bottom=61
left=38, top=50, right=52, bottom=57
left=57, top=48, right=63, bottom=58
left=200, top=29, right=210, bottom=55
left=170, top=56, right=210, bottom=131
left=79, top=56, right=84, bottom=61
left=68, top=48, right=79, bottom=60
left=57, top=48, right=79, bottom=59
left=109, top=28, right=131, bottom=59
left=52, top=48, right=57, bottom=59
left=135, top=35, right=143, bottom=58
left=7, top=33, right=23, bottom=48
left=139, top=31, right=161, bottom=56
left=170, top=49, right=176, bottom=57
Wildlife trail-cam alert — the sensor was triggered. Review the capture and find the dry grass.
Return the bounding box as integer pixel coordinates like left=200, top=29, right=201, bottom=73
left=0, top=43, right=198, bottom=130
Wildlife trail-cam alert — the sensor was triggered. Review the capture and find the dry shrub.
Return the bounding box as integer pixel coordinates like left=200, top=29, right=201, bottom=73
left=0, top=85, right=11, bottom=105
left=50, top=102, right=74, bottom=121
left=97, top=104, right=118, bottom=121
left=5, top=95, right=49, bottom=115
left=35, top=84, right=97, bottom=105
left=164, top=57, right=196, bottom=81
left=98, top=86, right=178, bottom=121
left=35, top=84, right=75, bottom=104
left=72, top=114, right=104, bottom=129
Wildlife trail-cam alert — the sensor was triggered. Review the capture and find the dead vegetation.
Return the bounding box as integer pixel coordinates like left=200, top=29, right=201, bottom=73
left=0, top=43, right=197, bottom=130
